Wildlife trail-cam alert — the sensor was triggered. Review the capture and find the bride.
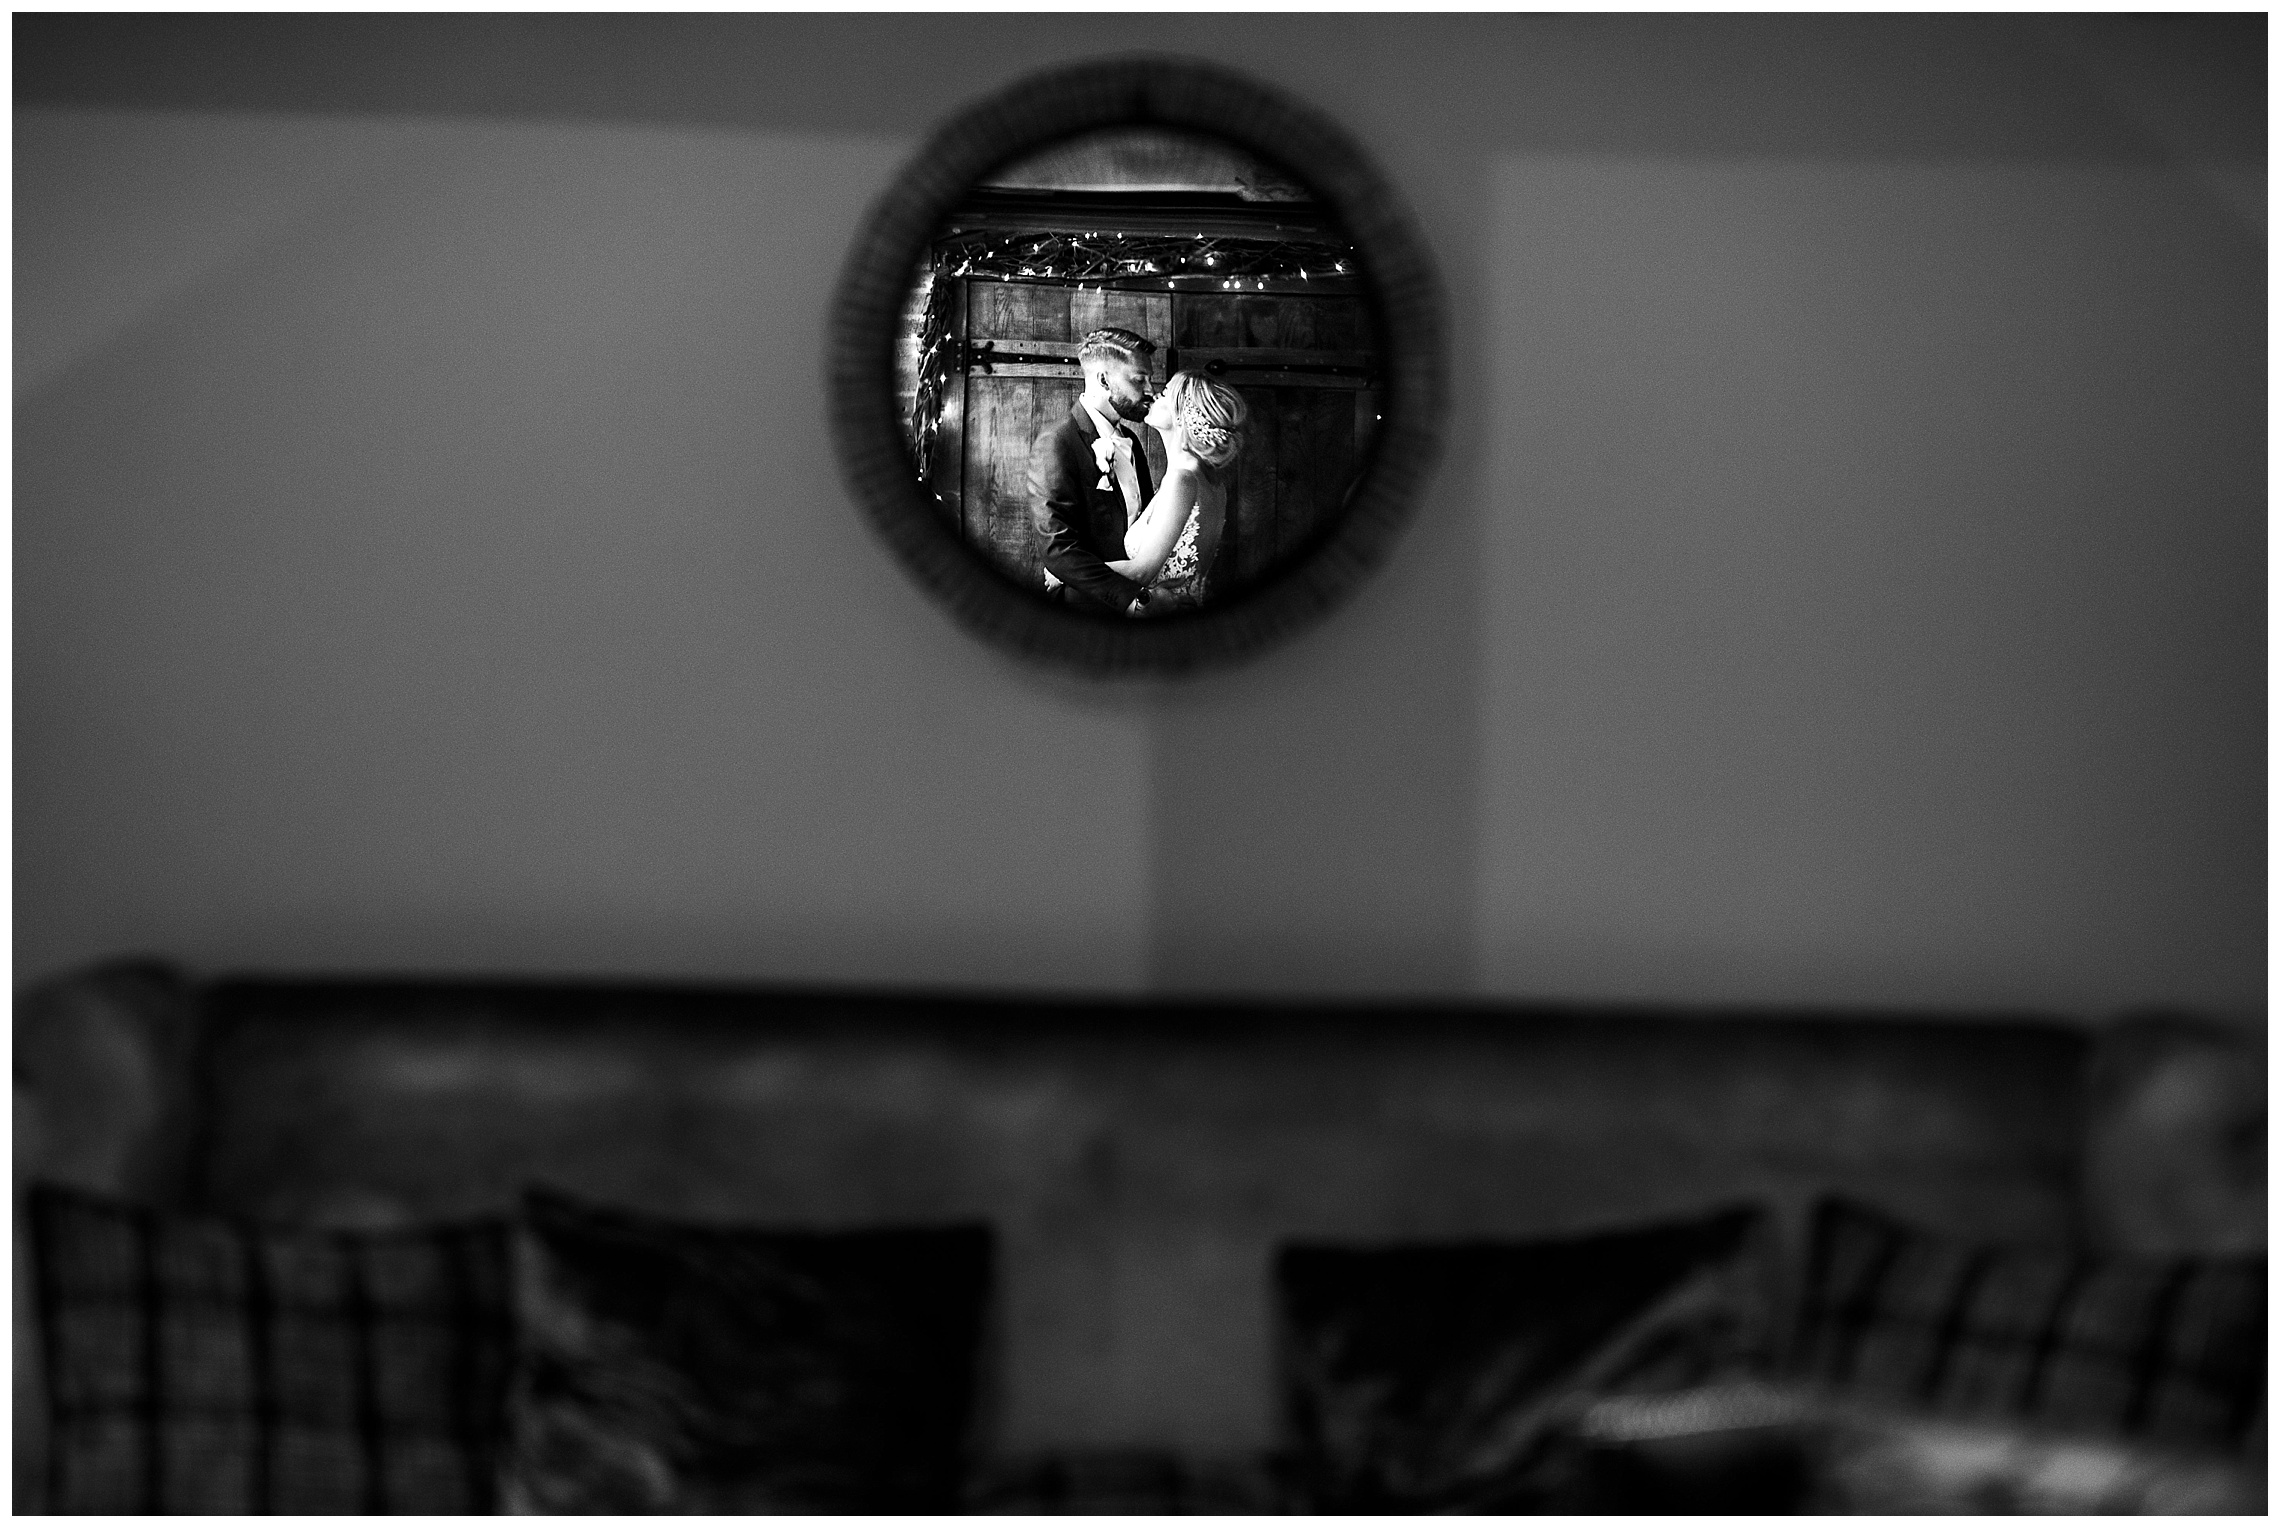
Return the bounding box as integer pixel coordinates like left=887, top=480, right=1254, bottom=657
left=1109, top=371, right=1247, bottom=614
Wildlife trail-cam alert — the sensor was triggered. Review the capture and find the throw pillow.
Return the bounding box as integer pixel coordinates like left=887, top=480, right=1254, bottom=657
left=1794, top=1196, right=2265, bottom=1452
left=498, top=1186, right=992, bottom=1513
left=27, top=1183, right=513, bottom=1513
left=1275, top=1204, right=1780, bottom=1512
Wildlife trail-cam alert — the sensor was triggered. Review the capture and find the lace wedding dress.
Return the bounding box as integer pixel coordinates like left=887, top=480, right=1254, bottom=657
left=1149, top=505, right=1207, bottom=608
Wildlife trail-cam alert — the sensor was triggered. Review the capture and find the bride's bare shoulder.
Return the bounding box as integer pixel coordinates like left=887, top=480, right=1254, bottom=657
left=1159, top=463, right=1202, bottom=500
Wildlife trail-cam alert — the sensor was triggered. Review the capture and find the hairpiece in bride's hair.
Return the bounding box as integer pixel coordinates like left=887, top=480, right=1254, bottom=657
left=1174, top=373, right=1246, bottom=469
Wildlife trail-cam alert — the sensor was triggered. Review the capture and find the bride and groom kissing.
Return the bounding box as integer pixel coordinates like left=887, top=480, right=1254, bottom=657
left=1028, top=327, right=1248, bottom=616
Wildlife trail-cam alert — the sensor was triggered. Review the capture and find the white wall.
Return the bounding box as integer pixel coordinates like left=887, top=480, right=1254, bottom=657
left=15, top=111, right=1155, bottom=994
left=1481, top=155, right=2263, bottom=1016
left=14, top=16, right=2264, bottom=1021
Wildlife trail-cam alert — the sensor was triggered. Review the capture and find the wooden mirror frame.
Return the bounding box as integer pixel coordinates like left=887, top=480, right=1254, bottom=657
left=829, top=55, right=1447, bottom=674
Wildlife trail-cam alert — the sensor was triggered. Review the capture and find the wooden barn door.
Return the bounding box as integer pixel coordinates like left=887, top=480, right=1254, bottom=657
left=931, top=280, right=1374, bottom=595
left=931, top=281, right=1171, bottom=589
left=1171, top=292, right=1378, bottom=589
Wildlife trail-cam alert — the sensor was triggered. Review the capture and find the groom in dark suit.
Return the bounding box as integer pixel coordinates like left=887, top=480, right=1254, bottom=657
left=1028, top=327, right=1162, bottom=614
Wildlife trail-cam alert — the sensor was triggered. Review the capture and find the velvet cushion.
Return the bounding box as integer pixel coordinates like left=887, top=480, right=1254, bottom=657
left=498, top=1187, right=992, bottom=1513
left=27, top=1184, right=512, bottom=1513
left=1275, top=1204, right=1779, bottom=1512
left=1794, top=1196, right=2265, bottom=1452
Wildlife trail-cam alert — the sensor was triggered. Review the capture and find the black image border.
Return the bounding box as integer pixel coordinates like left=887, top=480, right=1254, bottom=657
left=828, top=54, right=1448, bottom=674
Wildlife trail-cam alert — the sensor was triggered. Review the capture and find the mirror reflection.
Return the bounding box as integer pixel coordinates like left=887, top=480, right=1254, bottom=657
left=899, top=127, right=1378, bottom=617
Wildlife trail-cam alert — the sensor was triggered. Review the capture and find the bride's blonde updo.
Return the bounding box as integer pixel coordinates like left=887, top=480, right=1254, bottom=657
left=1166, top=371, right=1247, bottom=477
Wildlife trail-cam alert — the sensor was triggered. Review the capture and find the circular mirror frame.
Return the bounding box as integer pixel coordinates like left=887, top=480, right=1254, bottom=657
left=829, top=55, right=1447, bottom=674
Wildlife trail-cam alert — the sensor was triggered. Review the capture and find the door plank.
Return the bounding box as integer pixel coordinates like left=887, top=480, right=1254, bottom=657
left=1230, top=384, right=1279, bottom=586
left=969, top=362, right=1085, bottom=380
left=1175, top=294, right=1244, bottom=350
left=1178, top=347, right=1373, bottom=372
left=1069, top=290, right=1172, bottom=379
left=970, top=280, right=1074, bottom=343
left=1292, top=385, right=1358, bottom=554
left=1209, top=370, right=1369, bottom=391
left=966, top=375, right=1082, bottom=588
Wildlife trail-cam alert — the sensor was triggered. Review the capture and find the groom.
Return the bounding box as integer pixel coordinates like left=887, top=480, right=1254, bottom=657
left=1028, top=326, right=1163, bottom=614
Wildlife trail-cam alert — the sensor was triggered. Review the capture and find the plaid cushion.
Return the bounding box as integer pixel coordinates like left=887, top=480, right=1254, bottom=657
left=1795, top=1197, right=2265, bottom=1451
left=28, top=1185, right=513, bottom=1513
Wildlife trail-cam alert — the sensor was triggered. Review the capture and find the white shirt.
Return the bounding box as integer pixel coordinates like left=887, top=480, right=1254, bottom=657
left=1079, top=395, right=1146, bottom=527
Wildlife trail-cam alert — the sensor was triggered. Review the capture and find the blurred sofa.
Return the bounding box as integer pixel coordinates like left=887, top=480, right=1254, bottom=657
left=13, top=960, right=2263, bottom=1512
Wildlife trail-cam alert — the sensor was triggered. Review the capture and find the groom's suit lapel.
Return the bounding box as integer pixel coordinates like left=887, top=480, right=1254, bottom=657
left=1069, top=404, right=1105, bottom=530
left=1071, top=402, right=1121, bottom=532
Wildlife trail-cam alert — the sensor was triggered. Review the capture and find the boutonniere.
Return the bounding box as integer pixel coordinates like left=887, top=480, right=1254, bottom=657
left=1090, top=435, right=1116, bottom=491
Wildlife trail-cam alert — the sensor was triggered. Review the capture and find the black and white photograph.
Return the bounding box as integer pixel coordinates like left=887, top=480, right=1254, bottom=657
left=900, top=127, right=1377, bottom=618
left=13, top=11, right=2267, bottom=1520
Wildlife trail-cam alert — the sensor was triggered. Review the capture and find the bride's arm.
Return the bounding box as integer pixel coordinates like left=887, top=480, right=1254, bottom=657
left=1106, top=471, right=1198, bottom=585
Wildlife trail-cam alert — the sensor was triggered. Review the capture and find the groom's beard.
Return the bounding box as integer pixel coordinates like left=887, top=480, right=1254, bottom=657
left=1108, top=395, right=1150, bottom=422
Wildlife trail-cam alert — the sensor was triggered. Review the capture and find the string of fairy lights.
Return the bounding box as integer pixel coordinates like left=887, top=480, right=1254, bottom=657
left=935, top=228, right=1355, bottom=291
left=910, top=274, right=958, bottom=485
left=908, top=227, right=1360, bottom=482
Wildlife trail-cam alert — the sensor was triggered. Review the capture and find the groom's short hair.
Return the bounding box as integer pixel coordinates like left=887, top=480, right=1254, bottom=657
left=1077, top=327, right=1155, bottom=372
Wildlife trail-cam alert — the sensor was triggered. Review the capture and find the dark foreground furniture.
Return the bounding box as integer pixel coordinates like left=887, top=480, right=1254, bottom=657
left=13, top=960, right=2263, bottom=1511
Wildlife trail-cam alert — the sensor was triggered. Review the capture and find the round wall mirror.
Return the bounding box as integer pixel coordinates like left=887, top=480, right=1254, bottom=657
left=830, top=57, right=1445, bottom=673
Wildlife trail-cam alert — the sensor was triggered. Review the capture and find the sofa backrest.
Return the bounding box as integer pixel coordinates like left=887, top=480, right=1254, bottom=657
left=162, top=976, right=2086, bottom=1457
